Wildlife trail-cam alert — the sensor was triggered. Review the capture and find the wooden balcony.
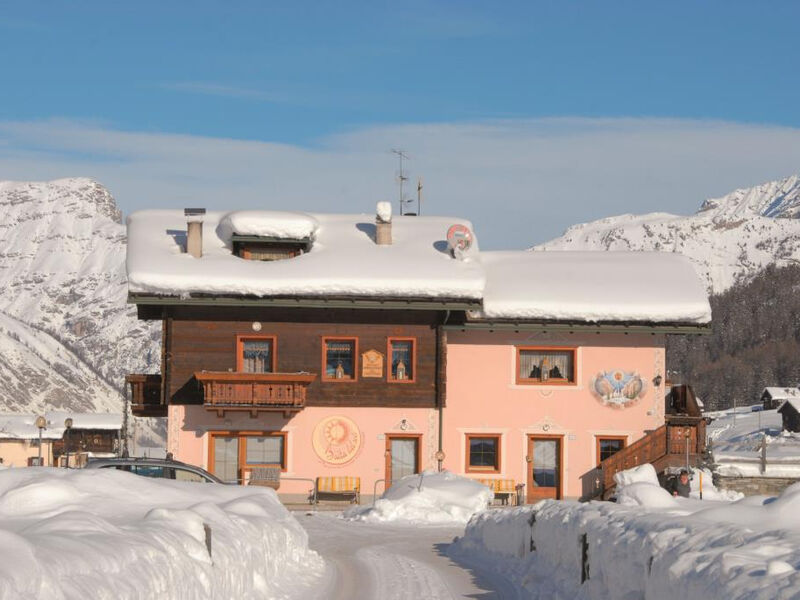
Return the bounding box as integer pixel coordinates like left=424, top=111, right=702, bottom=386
left=126, top=374, right=166, bottom=418
left=600, top=416, right=706, bottom=498
left=194, top=371, right=317, bottom=417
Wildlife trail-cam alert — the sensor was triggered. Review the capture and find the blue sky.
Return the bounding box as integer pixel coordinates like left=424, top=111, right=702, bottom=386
left=2, top=1, right=800, bottom=247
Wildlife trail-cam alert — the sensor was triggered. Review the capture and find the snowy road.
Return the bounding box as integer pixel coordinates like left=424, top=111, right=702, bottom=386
left=296, top=512, right=522, bottom=599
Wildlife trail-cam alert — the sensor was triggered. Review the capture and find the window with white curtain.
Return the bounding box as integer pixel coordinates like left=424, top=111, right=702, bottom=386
left=518, top=348, right=575, bottom=383
left=240, top=338, right=274, bottom=373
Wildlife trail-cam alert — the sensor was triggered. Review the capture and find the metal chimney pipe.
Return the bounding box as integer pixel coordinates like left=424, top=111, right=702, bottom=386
left=184, top=208, right=206, bottom=258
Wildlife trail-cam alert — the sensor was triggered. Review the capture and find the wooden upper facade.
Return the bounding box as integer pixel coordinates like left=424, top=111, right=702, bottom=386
left=128, top=305, right=447, bottom=417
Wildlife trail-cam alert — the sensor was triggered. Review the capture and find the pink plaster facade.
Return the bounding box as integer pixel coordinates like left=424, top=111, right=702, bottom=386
left=168, top=330, right=666, bottom=502
left=169, top=404, right=440, bottom=499
left=0, top=439, right=53, bottom=467
left=443, top=330, right=666, bottom=500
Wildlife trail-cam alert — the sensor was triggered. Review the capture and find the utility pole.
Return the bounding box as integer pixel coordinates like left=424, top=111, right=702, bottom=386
left=391, top=149, right=409, bottom=215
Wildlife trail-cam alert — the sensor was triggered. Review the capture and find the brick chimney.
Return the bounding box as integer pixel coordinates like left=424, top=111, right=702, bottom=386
left=185, top=208, right=206, bottom=258
left=375, top=202, right=392, bottom=245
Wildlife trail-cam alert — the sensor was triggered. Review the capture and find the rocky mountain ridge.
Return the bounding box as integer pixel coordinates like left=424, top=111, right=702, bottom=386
left=0, top=178, right=159, bottom=428
left=535, top=175, right=800, bottom=293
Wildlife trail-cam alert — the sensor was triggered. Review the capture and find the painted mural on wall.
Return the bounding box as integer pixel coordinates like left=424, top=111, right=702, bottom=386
left=591, top=370, right=646, bottom=408
left=312, top=415, right=362, bottom=465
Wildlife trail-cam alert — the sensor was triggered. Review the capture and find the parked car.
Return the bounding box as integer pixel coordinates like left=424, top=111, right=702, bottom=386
left=85, top=457, right=223, bottom=483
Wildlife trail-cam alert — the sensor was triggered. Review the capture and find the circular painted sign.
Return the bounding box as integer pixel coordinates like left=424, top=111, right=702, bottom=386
left=312, top=416, right=362, bottom=465
left=446, top=224, right=473, bottom=253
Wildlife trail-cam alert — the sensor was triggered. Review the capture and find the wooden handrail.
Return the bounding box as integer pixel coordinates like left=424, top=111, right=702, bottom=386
left=600, top=418, right=707, bottom=494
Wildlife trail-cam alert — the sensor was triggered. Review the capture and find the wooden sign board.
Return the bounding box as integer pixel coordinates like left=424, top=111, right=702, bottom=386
left=361, top=349, right=384, bottom=378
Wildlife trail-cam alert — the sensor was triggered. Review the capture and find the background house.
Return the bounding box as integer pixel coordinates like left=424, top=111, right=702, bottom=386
left=0, top=412, right=122, bottom=468
left=761, top=387, right=800, bottom=410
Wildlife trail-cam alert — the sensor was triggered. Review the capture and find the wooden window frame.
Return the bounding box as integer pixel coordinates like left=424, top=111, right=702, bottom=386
left=515, top=346, right=578, bottom=386
left=387, top=337, right=417, bottom=383
left=208, top=431, right=289, bottom=477
left=321, top=336, right=359, bottom=382
left=465, top=433, right=502, bottom=474
left=596, top=435, right=627, bottom=467
left=236, top=335, right=277, bottom=373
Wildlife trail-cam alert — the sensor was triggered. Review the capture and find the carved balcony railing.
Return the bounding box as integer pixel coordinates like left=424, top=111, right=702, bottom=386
left=126, top=374, right=166, bottom=418
left=194, top=371, right=317, bottom=417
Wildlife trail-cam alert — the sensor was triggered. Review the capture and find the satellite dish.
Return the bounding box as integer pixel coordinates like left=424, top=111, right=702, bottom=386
left=446, top=224, right=473, bottom=258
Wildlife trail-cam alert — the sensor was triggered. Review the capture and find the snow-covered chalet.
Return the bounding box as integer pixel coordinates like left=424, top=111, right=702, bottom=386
left=125, top=204, right=711, bottom=502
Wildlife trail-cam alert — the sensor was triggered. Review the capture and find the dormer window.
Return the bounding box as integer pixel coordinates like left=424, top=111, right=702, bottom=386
left=231, top=235, right=311, bottom=261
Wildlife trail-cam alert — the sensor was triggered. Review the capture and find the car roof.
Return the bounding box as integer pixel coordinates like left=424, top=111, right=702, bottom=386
left=85, top=457, right=223, bottom=482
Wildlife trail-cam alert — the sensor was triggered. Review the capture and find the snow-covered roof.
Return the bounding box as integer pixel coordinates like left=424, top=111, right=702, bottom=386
left=763, top=387, right=800, bottom=400
left=0, top=412, right=122, bottom=440
left=475, top=251, right=711, bottom=323
left=778, top=398, right=800, bottom=414
left=127, top=209, right=711, bottom=325
left=127, top=210, right=485, bottom=301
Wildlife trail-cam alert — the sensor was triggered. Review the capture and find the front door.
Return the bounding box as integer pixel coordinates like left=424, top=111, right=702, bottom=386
left=527, top=435, right=562, bottom=501
left=385, top=435, right=420, bottom=488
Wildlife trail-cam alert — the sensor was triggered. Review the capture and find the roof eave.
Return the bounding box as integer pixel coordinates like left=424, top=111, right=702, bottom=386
left=445, top=319, right=711, bottom=335
left=128, top=293, right=482, bottom=311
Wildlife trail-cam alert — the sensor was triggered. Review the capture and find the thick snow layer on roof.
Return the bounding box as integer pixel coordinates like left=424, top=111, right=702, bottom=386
left=217, top=210, right=319, bottom=240
left=0, top=412, right=121, bottom=440
left=476, top=251, right=711, bottom=323
left=764, top=387, right=800, bottom=400
left=0, top=468, right=323, bottom=598
left=127, top=209, right=711, bottom=324
left=127, top=210, right=485, bottom=300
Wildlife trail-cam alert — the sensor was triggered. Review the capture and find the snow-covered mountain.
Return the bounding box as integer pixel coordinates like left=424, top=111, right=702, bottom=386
left=535, top=175, right=800, bottom=293
left=0, top=179, right=160, bottom=421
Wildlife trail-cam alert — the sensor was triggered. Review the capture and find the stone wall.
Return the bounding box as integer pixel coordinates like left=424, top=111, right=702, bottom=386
left=715, top=474, right=799, bottom=496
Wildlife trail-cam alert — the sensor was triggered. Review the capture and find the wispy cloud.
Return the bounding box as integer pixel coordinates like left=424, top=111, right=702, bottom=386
left=161, top=82, right=291, bottom=103
left=1, top=117, right=800, bottom=248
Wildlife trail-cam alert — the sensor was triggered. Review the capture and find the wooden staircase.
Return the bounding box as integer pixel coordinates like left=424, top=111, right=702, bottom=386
left=599, top=385, right=707, bottom=499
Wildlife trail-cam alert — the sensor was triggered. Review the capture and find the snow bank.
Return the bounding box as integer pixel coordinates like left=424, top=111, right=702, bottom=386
left=708, top=408, right=800, bottom=478
left=343, top=471, right=492, bottom=525
left=452, top=479, right=800, bottom=599
left=0, top=468, right=323, bottom=599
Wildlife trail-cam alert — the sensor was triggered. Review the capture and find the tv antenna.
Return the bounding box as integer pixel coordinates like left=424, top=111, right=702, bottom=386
left=391, top=149, right=411, bottom=215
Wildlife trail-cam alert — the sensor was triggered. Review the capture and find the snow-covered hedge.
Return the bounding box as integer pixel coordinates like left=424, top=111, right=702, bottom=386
left=452, top=477, right=800, bottom=599
left=0, top=468, right=323, bottom=599
left=343, top=470, right=492, bottom=524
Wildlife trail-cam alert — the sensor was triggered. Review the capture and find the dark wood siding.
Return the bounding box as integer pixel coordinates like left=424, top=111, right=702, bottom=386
left=165, top=307, right=442, bottom=408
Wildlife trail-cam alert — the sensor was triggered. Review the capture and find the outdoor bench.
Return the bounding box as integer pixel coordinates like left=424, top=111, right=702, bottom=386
left=476, top=478, right=520, bottom=505
left=315, top=476, right=361, bottom=504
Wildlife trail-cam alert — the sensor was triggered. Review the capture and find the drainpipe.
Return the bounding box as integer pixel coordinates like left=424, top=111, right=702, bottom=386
left=436, top=310, right=450, bottom=471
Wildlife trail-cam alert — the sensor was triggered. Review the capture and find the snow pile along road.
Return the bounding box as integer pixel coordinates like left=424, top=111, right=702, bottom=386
left=0, top=468, right=323, bottom=599
left=452, top=467, right=800, bottom=599
left=343, top=470, right=492, bottom=525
